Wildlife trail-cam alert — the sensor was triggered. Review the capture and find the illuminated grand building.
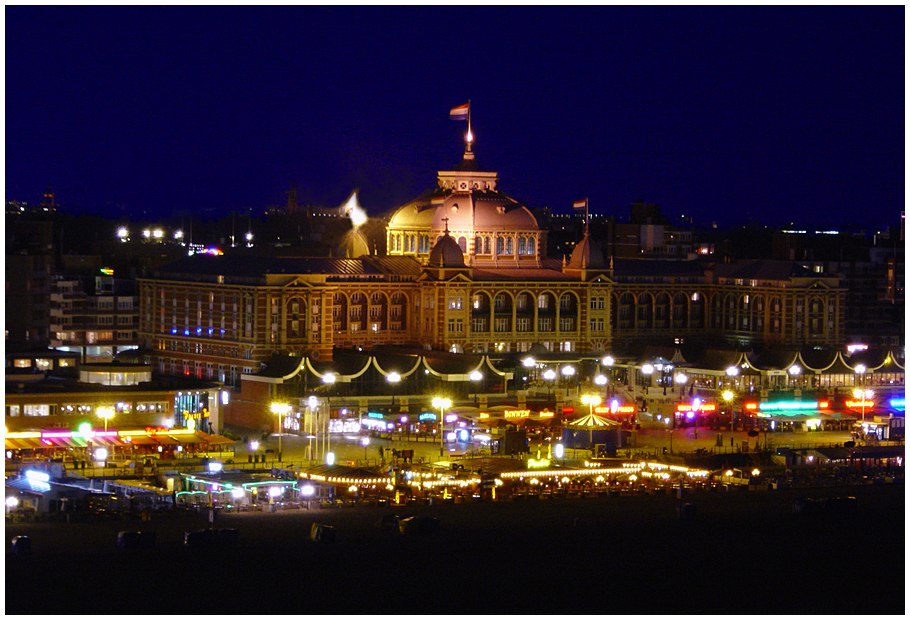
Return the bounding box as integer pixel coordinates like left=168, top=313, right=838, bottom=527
left=137, top=124, right=849, bottom=385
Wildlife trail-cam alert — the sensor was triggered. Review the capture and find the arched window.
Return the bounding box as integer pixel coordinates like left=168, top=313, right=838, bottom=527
left=496, top=237, right=504, bottom=255
left=475, top=236, right=483, bottom=254
left=527, top=237, right=536, bottom=255
left=518, top=237, right=526, bottom=255
left=458, top=236, right=467, bottom=252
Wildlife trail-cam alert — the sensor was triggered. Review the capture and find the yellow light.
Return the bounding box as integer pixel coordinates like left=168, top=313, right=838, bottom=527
left=751, top=469, right=761, bottom=476
left=527, top=458, right=551, bottom=469
left=581, top=394, right=602, bottom=407
left=722, top=390, right=734, bottom=403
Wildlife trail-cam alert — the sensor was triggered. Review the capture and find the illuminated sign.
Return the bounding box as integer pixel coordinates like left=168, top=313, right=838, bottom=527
left=594, top=404, right=636, bottom=415
left=845, top=400, right=874, bottom=409
left=367, top=412, right=385, bottom=419
left=676, top=403, right=717, bottom=413
left=504, top=409, right=531, bottom=419
left=539, top=410, right=555, bottom=418
left=418, top=413, right=437, bottom=422
left=478, top=413, right=489, bottom=419
left=744, top=402, right=759, bottom=411
left=758, top=401, right=827, bottom=412
left=527, top=458, right=551, bottom=469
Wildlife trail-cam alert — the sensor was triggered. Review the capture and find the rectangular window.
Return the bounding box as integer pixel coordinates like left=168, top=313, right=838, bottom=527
left=494, top=318, right=510, bottom=332
left=24, top=404, right=51, bottom=417
left=516, top=317, right=532, bottom=332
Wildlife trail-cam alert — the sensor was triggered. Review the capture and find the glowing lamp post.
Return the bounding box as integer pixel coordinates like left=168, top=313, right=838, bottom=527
left=581, top=394, right=602, bottom=451
left=432, top=396, right=452, bottom=457
left=561, top=365, right=576, bottom=396
left=469, top=370, right=483, bottom=406
left=542, top=368, right=557, bottom=403
left=270, top=402, right=291, bottom=462
left=361, top=436, right=370, bottom=461
left=722, top=389, right=735, bottom=433
left=852, top=388, right=874, bottom=423
left=387, top=371, right=401, bottom=411
left=96, top=406, right=115, bottom=432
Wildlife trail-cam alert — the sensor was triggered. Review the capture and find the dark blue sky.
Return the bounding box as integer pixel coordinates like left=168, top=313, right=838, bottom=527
left=6, top=6, right=904, bottom=229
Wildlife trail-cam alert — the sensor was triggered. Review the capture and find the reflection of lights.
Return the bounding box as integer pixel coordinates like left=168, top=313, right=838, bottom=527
left=25, top=470, right=50, bottom=483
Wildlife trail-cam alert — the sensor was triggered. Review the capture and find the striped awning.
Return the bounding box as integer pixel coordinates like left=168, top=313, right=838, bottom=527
left=5, top=437, right=45, bottom=450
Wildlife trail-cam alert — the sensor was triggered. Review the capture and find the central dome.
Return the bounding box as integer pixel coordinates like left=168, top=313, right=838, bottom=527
left=387, top=146, right=545, bottom=267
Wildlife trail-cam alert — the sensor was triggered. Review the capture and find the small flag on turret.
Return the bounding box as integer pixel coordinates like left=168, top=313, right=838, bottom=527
left=449, top=103, right=470, bottom=120
left=573, top=198, right=588, bottom=210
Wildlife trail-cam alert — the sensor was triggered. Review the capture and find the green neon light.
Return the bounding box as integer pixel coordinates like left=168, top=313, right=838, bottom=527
left=241, top=480, right=297, bottom=490
left=758, top=401, right=820, bottom=412
left=183, top=475, right=234, bottom=490
left=175, top=491, right=208, bottom=497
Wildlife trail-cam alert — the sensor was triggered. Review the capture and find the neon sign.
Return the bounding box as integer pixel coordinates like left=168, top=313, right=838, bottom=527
left=676, top=403, right=717, bottom=412
left=504, top=409, right=531, bottom=419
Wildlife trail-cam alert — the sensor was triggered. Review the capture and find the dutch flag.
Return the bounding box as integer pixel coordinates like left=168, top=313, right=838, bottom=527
left=449, top=103, right=470, bottom=120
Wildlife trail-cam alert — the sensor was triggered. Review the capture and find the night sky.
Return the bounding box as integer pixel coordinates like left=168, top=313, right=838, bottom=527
left=5, top=6, right=904, bottom=229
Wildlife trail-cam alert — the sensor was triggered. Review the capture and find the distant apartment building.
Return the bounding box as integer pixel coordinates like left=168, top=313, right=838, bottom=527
left=49, top=274, right=140, bottom=361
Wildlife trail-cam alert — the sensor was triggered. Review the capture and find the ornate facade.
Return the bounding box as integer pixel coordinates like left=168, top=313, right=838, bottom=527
left=138, top=137, right=847, bottom=385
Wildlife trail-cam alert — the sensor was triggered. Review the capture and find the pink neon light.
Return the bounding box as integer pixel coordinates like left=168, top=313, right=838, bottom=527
left=41, top=431, right=74, bottom=438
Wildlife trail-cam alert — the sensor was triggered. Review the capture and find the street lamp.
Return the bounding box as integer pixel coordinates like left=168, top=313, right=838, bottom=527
left=722, top=389, right=735, bottom=433
left=469, top=370, right=483, bottom=407
left=581, top=393, right=602, bottom=451
left=852, top=388, right=874, bottom=423
left=561, top=365, right=576, bottom=397
left=542, top=368, right=557, bottom=403
left=96, top=406, right=115, bottom=432
left=854, top=364, right=866, bottom=386
left=387, top=371, right=401, bottom=412
left=361, top=436, right=370, bottom=461
left=270, top=402, right=291, bottom=461
left=432, top=396, right=452, bottom=457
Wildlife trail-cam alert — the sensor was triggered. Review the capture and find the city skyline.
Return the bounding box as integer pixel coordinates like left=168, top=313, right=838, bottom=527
left=6, top=6, right=904, bottom=229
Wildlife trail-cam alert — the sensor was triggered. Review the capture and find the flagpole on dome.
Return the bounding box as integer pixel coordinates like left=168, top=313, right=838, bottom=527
left=466, top=99, right=473, bottom=155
